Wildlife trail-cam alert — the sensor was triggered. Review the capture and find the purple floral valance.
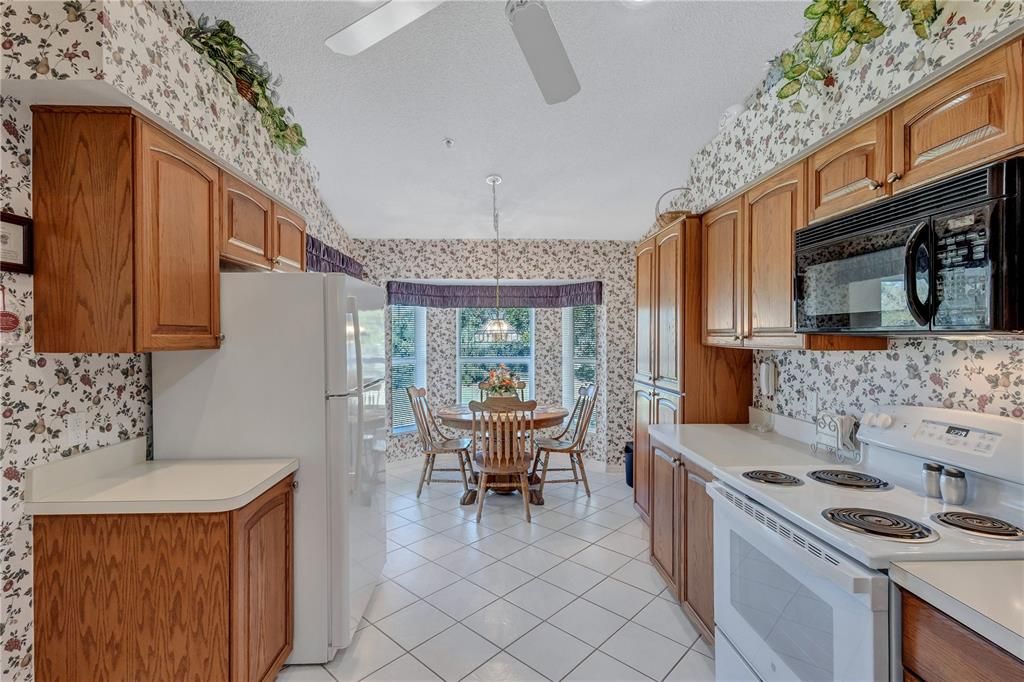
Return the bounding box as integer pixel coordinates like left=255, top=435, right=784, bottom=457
left=306, top=234, right=364, bottom=278
left=386, top=281, right=603, bottom=308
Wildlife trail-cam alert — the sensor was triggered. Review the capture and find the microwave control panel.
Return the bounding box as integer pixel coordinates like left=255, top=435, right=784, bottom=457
left=913, top=419, right=1003, bottom=457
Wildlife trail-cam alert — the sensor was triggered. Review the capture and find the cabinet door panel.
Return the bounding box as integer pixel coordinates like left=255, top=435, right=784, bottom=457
left=892, top=41, right=1023, bottom=191
left=222, top=173, right=272, bottom=269
left=135, top=121, right=220, bottom=350
left=232, top=477, right=293, bottom=682
left=650, top=447, right=681, bottom=598
left=684, top=471, right=714, bottom=638
left=746, top=164, right=805, bottom=348
left=273, top=204, right=306, bottom=272
left=654, top=392, right=680, bottom=427
left=808, top=115, right=889, bottom=222
left=702, top=198, right=744, bottom=346
left=635, top=239, right=656, bottom=383
left=633, top=386, right=654, bottom=520
left=655, top=225, right=682, bottom=391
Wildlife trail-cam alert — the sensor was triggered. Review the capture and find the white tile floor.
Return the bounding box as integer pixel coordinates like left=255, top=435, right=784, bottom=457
left=277, top=459, right=715, bottom=682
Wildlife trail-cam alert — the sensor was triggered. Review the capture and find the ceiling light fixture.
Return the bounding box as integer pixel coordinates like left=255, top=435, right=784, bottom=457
left=474, top=175, right=521, bottom=345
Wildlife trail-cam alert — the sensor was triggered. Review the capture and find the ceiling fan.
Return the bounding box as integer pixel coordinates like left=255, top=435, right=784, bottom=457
left=324, top=0, right=581, bottom=105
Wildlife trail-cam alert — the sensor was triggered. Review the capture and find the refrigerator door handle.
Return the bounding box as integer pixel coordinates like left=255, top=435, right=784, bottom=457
left=348, top=296, right=364, bottom=390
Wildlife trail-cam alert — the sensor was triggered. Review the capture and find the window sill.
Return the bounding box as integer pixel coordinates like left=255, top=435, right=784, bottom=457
left=392, top=425, right=417, bottom=436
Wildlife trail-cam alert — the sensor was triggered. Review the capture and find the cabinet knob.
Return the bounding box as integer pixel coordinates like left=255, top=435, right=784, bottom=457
left=291, top=480, right=299, bottom=490
left=733, top=335, right=741, bottom=341
left=217, top=333, right=225, bottom=344
left=868, top=179, right=882, bottom=190
left=886, top=171, right=902, bottom=184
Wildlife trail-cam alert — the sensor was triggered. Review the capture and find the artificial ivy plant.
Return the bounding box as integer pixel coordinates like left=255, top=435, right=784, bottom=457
left=776, top=0, right=941, bottom=99
left=181, top=15, right=306, bottom=154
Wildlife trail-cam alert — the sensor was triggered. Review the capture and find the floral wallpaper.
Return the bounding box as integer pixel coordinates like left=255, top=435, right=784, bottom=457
left=1, top=0, right=358, bottom=256
left=356, top=239, right=633, bottom=470
left=0, top=94, right=152, bottom=680
left=754, top=338, right=1024, bottom=422
left=674, top=1, right=1024, bottom=213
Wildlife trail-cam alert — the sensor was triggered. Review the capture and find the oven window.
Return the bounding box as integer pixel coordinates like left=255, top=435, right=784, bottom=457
left=730, top=532, right=834, bottom=680
left=796, top=222, right=929, bottom=332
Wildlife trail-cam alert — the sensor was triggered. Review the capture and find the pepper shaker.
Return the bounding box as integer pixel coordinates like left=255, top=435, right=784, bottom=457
left=922, top=463, right=943, bottom=498
left=940, top=467, right=967, bottom=505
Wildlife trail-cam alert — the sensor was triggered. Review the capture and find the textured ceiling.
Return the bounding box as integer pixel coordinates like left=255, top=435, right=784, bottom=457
left=187, top=1, right=804, bottom=240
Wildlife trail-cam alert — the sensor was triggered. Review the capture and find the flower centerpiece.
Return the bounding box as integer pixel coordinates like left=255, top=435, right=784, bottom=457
left=482, top=364, right=520, bottom=397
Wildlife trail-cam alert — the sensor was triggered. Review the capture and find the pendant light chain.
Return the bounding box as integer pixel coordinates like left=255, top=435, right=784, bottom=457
left=493, top=177, right=500, bottom=316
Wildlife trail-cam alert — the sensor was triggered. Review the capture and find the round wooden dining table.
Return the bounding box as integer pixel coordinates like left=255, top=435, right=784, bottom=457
left=434, top=404, right=569, bottom=506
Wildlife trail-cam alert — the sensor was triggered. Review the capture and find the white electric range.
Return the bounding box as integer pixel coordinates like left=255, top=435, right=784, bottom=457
left=708, top=406, right=1024, bottom=682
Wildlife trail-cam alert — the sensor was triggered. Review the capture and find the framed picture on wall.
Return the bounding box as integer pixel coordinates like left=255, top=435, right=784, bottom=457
left=1, top=212, right=33, bottom=274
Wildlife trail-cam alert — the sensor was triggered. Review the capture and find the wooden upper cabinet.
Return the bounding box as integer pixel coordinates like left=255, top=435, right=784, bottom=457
left=635, top=237, right=656, bottom=384
left=272, top=204, right=306, bottom=272
left=745, top=163, right=805, bottom=349
left=808, top=115, right=890, bottom=222
left=892, top=41, right=1023, bottom=192
left=222, top=172, right=273, bottom=270
left=655, top=223, right=683, bottom=392
left=702, top=198, right=745, bottom=347
left=135, top=120, right=221, bottom=351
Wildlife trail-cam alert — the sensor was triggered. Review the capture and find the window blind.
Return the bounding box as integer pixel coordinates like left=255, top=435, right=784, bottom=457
left=563, top=305, right=597, bottom=429
left=391, top=305, right=426, bottom=432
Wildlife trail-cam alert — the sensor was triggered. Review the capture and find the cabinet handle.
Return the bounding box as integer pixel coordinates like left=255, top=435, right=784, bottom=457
left=733, top=335, right=740, bottom=341
left=868, top=179, right=882, bottom=190
left=217, top=333, right=225, bottom=345
left=886, top=171, right=902, bottom=184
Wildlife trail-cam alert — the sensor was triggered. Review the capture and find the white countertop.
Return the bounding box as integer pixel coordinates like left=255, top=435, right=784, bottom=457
left=890, top=560, right=1024, bottom=660
left=24, top=438, right=297, bottom=515
left=648, top=422, right=821, bottom=474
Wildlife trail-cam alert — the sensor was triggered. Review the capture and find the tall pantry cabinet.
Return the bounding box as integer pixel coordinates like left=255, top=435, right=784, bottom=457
left=633, top=215, right=751, bottom=521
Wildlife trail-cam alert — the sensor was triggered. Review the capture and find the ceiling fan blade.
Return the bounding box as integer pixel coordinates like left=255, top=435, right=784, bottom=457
left=325, top=1, right=444, bottom=56
left=506, top=0, right=580, bottom=105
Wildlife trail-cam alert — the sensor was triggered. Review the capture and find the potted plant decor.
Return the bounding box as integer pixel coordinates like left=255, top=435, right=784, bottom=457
left=180, top=15, right=306, bottom=153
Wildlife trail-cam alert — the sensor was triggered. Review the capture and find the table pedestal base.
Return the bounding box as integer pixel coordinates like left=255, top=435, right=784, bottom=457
left=458, top=473, right=545, bottom=506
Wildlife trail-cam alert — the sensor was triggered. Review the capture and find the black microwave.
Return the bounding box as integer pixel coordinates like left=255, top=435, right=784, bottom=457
left=795, top=158, right=1022, bottom=335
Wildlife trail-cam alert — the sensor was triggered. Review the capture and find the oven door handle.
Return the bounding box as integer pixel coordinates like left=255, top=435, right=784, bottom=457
left=904, top=220, right=931, bottom=327
left=709, top=483, right=887, bottom=604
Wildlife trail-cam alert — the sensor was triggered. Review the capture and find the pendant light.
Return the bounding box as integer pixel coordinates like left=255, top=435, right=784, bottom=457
left=474, top=175, right=521, bottom=344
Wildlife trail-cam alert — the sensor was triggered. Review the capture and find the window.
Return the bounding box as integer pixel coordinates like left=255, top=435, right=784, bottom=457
left=390, top=305, right=426, bottom=433
left=456, top=308, right=534, bottom=405
left=563, top=305, right=596, bottom=429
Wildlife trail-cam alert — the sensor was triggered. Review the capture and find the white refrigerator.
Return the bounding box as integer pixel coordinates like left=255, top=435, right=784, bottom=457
left=152, top=272, right=387, bottom=664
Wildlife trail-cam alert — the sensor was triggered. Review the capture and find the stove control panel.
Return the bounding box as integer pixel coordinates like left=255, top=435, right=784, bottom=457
left=913, top=420, right=1003, bottom=456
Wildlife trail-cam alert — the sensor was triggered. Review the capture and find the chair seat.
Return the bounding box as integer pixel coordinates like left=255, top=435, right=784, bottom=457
left=536, top=437, right=575, bottom=451
left=433, top=437, right=471, bottom=452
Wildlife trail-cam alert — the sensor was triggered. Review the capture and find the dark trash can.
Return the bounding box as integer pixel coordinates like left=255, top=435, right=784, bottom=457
left=624, top=441, right=634, bottom=488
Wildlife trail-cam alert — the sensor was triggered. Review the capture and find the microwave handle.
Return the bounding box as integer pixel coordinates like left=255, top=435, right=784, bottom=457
left=904, top=220, right=931, bottom=327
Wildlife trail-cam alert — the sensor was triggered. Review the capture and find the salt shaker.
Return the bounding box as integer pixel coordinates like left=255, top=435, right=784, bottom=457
left=940, top=467, right=968, bottom=505
left=922, top=463, right=943, bottom=498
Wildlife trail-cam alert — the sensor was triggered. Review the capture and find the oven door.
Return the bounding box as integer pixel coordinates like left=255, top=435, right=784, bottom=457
left=710, top=483, right=889, bottom=682
left=795, top=220, right=932, bottom=334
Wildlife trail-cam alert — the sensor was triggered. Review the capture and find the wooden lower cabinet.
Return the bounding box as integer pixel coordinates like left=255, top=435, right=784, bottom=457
left=646, top=445, right=715, bottom=643
left=34, top=476, right=294, bottom=682
left=900, top=588, right=1024, bottom=682
left=650, top=445, right=682, bottom=598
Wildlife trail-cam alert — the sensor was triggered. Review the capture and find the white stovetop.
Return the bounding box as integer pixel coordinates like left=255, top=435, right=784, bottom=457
left=890, top=560, right=1024, bottom=660
left=24, top=437, right=297, bottom=515
left=715, top=464, right=1024, bottom=569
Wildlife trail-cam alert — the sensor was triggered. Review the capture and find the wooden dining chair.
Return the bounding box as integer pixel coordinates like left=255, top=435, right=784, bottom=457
left=532, top=385, right=597, bottom=498
left=469, top=397, right=537, bottom=523
left=477, top=380, right=527, bottom=402
left=407, top=387, right=474, bottom=499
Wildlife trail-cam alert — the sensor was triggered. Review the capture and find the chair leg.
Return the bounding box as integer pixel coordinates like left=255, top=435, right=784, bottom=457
left=576, top=452, right=592, bottom=497
left=537, top=451, right=551, bottom=499
left=519, top=473, right=531, bottom=523
left=416, top=454, right=431, bottom=498
left=457, top=450, right=470, bottom=492
left=475, top=473, right=488, bottom=523
left=425, top=454, right=436, bottom=487
left=569, top=454, right=580, bottom=485
left=530, top=451, right=542, bottom=478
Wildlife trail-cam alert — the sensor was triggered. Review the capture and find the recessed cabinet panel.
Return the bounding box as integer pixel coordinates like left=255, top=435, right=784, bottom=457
left=684, top=470, right=714, bottom=638
left=650, top=447, right=681, bottom=598
left=272, top=204, right=306, bottom=272
left=222, top=173, right=273, bottom=269
left=655, top=225, right=682, bottom=392
left=892, top=41, right=1023, bottom=191
left=809, top=115, right=890, bottom=222
left=635, top=238, right=656, bottom=383
left=702, top=198, right=744, bottom=347
left=135, top=121, right=220, bottom=351
left=633, top=384, right=654, bottom=521
left=746, top=164, right=804, bottom=349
